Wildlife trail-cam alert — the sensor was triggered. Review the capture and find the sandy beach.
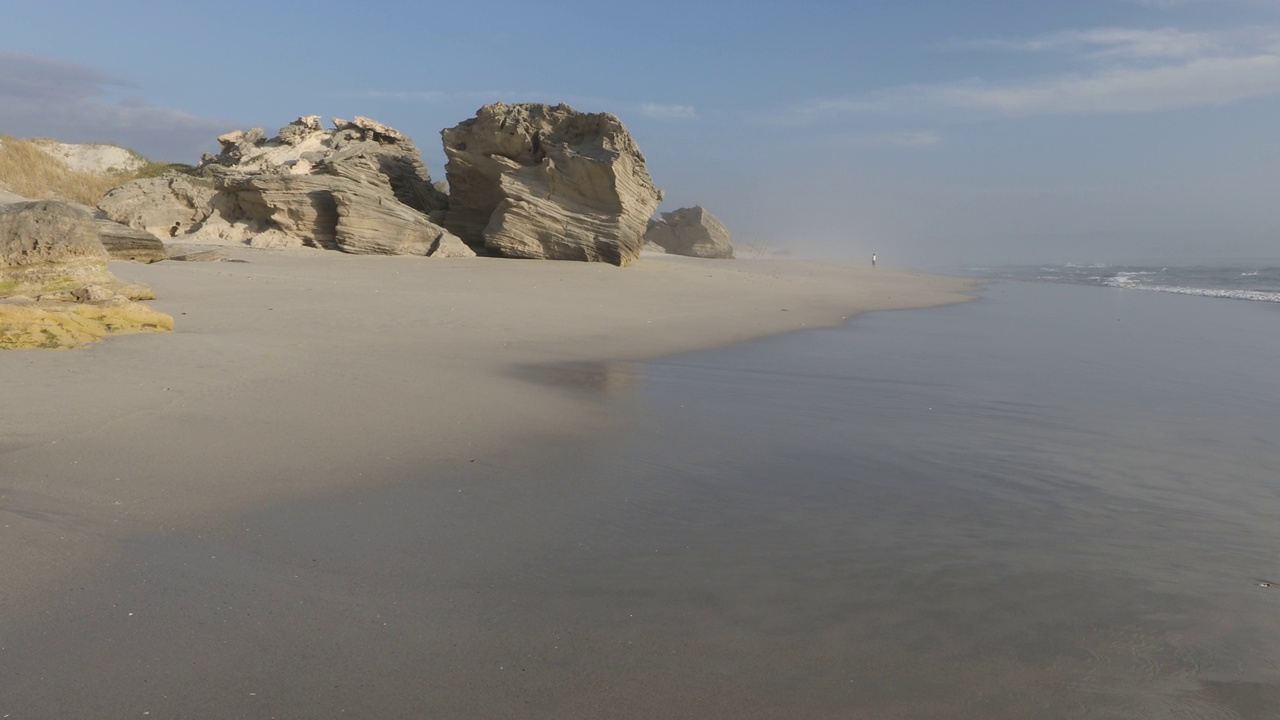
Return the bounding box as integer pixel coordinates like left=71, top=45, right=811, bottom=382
left=0, top=250, right=973, bottom=616
left=8, top=264, right=1280, bottom=718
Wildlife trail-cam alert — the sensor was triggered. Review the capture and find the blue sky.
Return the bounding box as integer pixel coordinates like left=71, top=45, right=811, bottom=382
left=3, top=0, right=1279, bottom=265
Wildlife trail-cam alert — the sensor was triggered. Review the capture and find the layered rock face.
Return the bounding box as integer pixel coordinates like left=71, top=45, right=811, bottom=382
left=0, top=183, right=166, bottom=264
left=92, top=218, right=168, bottom=263
left=1, top=201, right=118, bottom=294
left=1, top=201, right=172, bottom=348
left=98, top=117, right=470, bottom=258
left=643, top=206, right=734, bottom=259
left=97, top=173, right=219, bottom=241
left=442, top=103, right=662, bottom=266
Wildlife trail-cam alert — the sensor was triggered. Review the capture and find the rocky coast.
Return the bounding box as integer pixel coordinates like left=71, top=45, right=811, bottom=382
left=1, top=101, right=973, bottom=613
left=1, top=104, right=973, bottom=715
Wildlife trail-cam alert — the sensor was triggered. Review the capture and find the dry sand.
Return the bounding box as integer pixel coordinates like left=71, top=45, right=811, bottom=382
left=0, top=248, right=973, bottom=615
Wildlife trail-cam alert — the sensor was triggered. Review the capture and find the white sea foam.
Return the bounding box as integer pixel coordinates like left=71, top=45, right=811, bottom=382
left=1104, top=272, right=1157, bottom=288
left=1130, top=284, right=1280, bottom=303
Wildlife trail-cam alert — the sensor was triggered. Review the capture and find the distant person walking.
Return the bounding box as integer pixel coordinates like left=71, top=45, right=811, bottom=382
left=872, top=253, right=877, bottom=268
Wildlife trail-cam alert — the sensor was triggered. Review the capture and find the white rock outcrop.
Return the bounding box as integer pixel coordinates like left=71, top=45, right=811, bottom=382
left=97, top=174, right=220, bottom=240
left=98, top=117, right=470, bottom=258
left=643, top=206, right=734, bottom=259
left=442, top=103, right=662, bottom=266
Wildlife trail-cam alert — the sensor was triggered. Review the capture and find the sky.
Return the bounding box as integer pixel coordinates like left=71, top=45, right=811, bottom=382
left=3, top=0, right=1279, bottom=266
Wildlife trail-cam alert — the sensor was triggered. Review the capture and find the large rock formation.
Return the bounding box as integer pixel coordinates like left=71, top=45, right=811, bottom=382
left=0, top=186, right=164, bottom=264
left=1, top=201, right=172, bottom=348
left=442, top=103, right=662, bottom=266
left=1, top=201, right=118, bottom=295
left=643, top=206, right=734, bottom=259
left=98, top=116, right=471, bottom=258
left=97, top=173, right=220, bottom=241
left=93, top=218, right=168, bottom=263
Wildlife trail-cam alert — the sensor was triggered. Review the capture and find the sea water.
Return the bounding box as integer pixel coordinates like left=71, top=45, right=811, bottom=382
left=977, top=262, right=1280, bottom=304
left=3, top=280, right=1279, bottom=718
left=566, top=279, right=1280, bottom=717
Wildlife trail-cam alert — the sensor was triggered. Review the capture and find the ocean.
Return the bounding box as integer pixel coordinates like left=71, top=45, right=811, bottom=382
left=976, top=262, right=1280, bottom=304
left=3, top=275, right=1279, bottom=717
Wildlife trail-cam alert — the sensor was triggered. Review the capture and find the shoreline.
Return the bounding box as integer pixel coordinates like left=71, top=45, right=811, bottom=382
left=0, top=248, right=976, bottom=614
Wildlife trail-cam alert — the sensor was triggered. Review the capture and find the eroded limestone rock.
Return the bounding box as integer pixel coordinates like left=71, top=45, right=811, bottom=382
left=643, top=206, right=734, bottom=259
left=98, top=173, right=219, bottom=240
left=93, top=218, right=167, bottom=263
left=0, top=200, right=172, bottom=348
left=442, top=103, right=662, bottom=265
left=279, top=115, right=323, bottom=145
left=1, top=201, right=117, bottom=296
left=98, top=116, right=467, bottom=258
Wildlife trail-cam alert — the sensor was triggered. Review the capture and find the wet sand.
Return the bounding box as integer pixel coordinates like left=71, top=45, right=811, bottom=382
left=0, top=248, right=973, bottom=618
left=7, top=266, right=1280, bottom=717
left=7, top=279, right=1280, bottom=718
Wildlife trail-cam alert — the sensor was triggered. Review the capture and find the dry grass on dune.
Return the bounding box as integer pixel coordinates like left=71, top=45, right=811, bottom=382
left=0, top=135, right=189, bottom=206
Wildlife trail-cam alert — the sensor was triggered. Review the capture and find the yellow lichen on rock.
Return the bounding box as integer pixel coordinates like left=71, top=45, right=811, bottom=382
left=0, top=300, right=173, bottom=349
left=1, top=199, right=173, bottom=349
left=1, top=259, right=118, bottom=298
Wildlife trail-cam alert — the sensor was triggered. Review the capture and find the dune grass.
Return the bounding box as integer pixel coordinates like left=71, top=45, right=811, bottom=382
left=0, top=135, right=192, bottom=206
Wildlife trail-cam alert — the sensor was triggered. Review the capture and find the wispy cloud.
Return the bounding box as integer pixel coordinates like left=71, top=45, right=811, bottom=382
left=790, top=25, right=1280, bottom=121
left=979, top=27, right=1218, bottom=60
left=638, top=103, right=697, bottom=120
left=0, top=52, right=233, bottom=161
left=942, top=54, right=1280, bottom=115
left=0, top=52, right=133, bottom=100
left=848, top=130, right=942, bottom=147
